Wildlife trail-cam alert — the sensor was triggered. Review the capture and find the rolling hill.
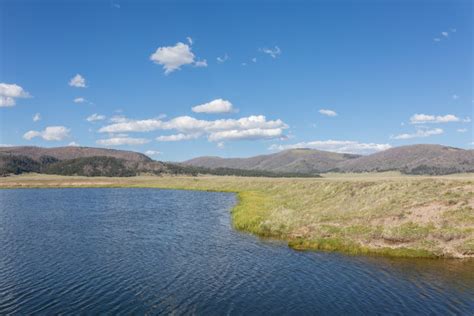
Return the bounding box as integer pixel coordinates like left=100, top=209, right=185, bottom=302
left=184, top=144, right=474, bottom=175
left=0, top=146, right=317, bottom=177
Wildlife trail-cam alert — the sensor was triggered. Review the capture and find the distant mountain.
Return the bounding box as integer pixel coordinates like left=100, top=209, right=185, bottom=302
left=338, top=144, right=474, bottom=174
left=185, top=148, right=360, bottom=174
left=0, top=146, right=318, bottom=178
left=0, top=146, right=151, bottom=162
left=184, top=145, right=474, bottom=175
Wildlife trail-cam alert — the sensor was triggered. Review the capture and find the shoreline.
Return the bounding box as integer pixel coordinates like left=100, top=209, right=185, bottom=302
left=1, top=173, right=473, bottom=259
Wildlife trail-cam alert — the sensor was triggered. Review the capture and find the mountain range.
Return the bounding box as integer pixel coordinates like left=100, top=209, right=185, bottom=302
left=184, top=144, right=474, bottom=175
left=0, top=144, right=472, bottom=177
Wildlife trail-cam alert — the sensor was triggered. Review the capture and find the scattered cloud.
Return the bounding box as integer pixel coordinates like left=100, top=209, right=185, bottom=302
left=217, top=54, right=229, bottom=64
left=195, top=59, right=208, bottom=67
left=192, top=98, right=235, bottom=114
left=392, top=127, right=443, bottom=140
left=252, top=57, right=257, bottom=63
left=68, top=141, right=80, bottom=147
left=23, top=126, right=71, bottom=141
left=457, top=128, right=467, bottom=133
left=150, top=39, right=206, bottom=74
left=433, top=38, right=441, bottom=42
left=452, top=94, right=459, bottom=100
left=260, top=46, right=281, bottom=58
left=145, top=150, right=161, bottom=156
left=99, top=115, right=288, bottom=142
left=217, top=142, right=225, bottom=149
left=319, top=109, right=337, bottom=117
left=0, top=83, right=30, bottom=107
left=269, top=140, right=391, bottom=155
left=441, top=31, right=449, bottom=37
left=96, top=137, right=150, bottom=146
left=186, top=36, right=193, bottom=45
left=74, top=97, right=86, bottom=103
left=409, top=114, right=461, bottom=124
left=156, top=133, right=200, bottom=142
left=69, top=74, right=86, bottom=88
left=86, top=113, right=106, bottom=122
left=33, top=113, right=41, bottom=122
left=209, top=128, right=285, bottom=142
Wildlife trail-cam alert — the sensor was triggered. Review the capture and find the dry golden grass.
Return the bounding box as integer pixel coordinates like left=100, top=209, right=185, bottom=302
left=1, top=172, right=473, bottom=258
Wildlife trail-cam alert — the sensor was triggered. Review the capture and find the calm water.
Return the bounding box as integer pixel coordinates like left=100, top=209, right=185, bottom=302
left=0, top=189, right=472, bottom=315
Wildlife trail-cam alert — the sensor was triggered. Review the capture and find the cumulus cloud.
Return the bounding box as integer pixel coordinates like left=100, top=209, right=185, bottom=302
left=33, top=113, right=41, bottom=122
left=23, top=126, right=71, bottom=141
left=68, top=141, right=80, bottom=147
left=409, top=114, right=460, bottom=124
left=74, top=97, right=86, bottom=103
left=86, top=113, right=106, bottom=122
left=69, top=74, right=86, bottom=88
left=96, top=137, right=150, bottom=146
left=192, top=99, right=235, bottom=114
left=217, top=54, right=229, bottom=63
left=392, top=128, right=443, bottom=140
left=260, top=46, right=281, bottom=58
left=319, top=109, right=337, bottom=117
left=150, top=40, right=206, bottom=74
left=99, top=115, right=288, bottom=142
left=209, top=128, right=284, bottom=141
left=156, top=133, right=200, bottom=142
left=269, top=140, right=391, bottom=155
left=0, top=83, right=30, bottom=107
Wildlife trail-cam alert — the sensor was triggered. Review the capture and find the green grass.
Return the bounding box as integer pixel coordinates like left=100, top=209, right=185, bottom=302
left=1, top=173, right=473, bottom=258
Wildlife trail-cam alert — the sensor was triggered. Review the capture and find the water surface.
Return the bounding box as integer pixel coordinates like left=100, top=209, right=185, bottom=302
left=0, top=188, right=472, bottom=314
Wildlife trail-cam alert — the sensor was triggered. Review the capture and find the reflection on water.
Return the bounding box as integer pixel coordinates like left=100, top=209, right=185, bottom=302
left=0, top=188, right=472, bottom=315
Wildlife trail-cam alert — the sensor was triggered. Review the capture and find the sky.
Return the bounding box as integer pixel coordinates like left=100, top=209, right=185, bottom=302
left=0, top=0, right=472, bottom=161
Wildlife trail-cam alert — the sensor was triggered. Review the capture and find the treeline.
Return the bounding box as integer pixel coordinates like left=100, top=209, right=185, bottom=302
left=163, top=163, right=321, bottom=178
left=0, top=154, right=321, bottom=178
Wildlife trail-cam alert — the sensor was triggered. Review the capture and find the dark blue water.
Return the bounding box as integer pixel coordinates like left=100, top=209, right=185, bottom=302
left=0, top=189, right=472, bottom=315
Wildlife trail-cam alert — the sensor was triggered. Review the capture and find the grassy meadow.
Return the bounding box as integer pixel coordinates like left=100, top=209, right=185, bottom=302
left=1, top=172, right=473, bottom=258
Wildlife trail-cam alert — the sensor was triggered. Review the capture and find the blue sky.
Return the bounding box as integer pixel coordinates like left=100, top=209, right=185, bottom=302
left=0, top=0, right=472, bottom=161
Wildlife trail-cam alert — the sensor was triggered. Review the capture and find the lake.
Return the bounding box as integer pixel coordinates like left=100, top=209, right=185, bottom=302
left=0, top=188, right=472, bottom=315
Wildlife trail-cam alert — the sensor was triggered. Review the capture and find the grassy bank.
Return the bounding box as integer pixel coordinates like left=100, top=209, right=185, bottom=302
left=1, top=173, right=473, bottom=258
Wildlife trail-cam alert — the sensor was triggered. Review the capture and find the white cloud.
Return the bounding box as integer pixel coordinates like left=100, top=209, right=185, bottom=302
left=156, top=133, right=200, bottom=142
left=192, top=98, right=235, bottom=114
left=33, top=113, right=41, bottom=122
left=74, top=97, right=86, bottom=103
left=457, top=128, right=467, bottom=133
left=145, top=150, right=161, bottom=156
left=150, top=40, right=206, bottom=74
left=319, top=109, right=337, bottom=117
left=186, top=36, right=193, bottom=45
left=209, top=128, right=284, bottom=141
left=260, top=46, right=281, bottom=58
left=0, top=83, right=30, bottom=107
left=99, top=114, right=288, bottom=142
left=392, top=128, right=443, bottom=140
left=69, top=74, right=86, bottom=88
left=452, top=94, right=459, bottom=100
left=433, top=38, right=441, bottom=42
left=86, top=113, right=106, bottom=122
left=252, top=57, right=257, bottom=63
left=96, top=137, right=150, bottom=146
left=217, top=54, right=229, bottom=63
left=195, top=59, right=207, bottom=67
left=269, top=140, right=391, bottom=155
left=68, top=141, right=80, bottom=147
left=409, top=114, right=460, bottom=124
left=441, top=31, right=449, bottom=37
left=217, top=142, right=225, bottom=149
left=23, top=126, right=71, bottom=141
